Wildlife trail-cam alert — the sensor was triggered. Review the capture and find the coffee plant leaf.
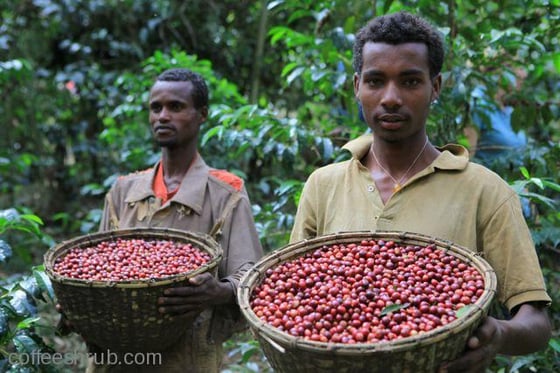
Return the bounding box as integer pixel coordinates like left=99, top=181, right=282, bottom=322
left=0, top=208, right=19, bottom=222
left=549, top=337, right=560, bottom=353
left=380, top=303, right=410, bottom=316
left=32, top=268, right=55, bottom=303
left=12, top=332, right=40, bottom=354
left=456, top=304, right=476, bottom=319
left=0, top=308, right=8, bottom=337
left=9, top=290, right=37, bottom=317
left=18, top=277, right=41, bottom=301
left=16, top=317, right=40, bottom=330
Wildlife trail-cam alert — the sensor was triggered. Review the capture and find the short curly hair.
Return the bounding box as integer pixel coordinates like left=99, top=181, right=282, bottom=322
left=155, top=68, right=209, bottom=109
left=352, top=12, right=444, bottom=79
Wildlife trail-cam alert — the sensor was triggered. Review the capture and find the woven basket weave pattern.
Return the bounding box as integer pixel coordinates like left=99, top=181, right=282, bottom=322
left=238, top=231, right=497, bottom=373
left=44, top=228, right=222, bottom=352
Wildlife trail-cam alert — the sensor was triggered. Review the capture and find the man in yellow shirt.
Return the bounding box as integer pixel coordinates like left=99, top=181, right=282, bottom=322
left=290, top=11, right=551, bottom=372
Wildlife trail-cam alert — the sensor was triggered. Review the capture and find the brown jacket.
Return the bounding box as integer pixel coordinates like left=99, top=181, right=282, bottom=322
left=88, top=154, right=263, bottom=373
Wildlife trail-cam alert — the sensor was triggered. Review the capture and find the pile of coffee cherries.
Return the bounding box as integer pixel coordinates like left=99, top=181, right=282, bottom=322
left=250, top=240, right=485, bottom=344
left=53, top=238, right=211, bottom=281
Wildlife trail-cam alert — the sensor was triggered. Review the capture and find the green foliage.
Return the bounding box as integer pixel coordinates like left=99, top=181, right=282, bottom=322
left=0, top=0, right=558, bottom=371
left=0, top=211, right=56, bottom=372
left=222, top=332, right=271, bottom=373
left=0, top=209, right=53, bottom=269
left=98, top=48, right=340, bottom=250
left=0, top=268, right=57, bottom=373
left=491, top=336, right=560, bottom=372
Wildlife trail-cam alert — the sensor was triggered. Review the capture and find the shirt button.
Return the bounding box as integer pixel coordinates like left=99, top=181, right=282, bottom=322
left=367, top=185, right=375, bottom=192
left=374, top=216, right=379, bottom=220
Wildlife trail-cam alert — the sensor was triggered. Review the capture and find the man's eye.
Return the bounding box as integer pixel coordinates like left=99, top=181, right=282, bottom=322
left=150, top=104, right=162, bottom=113
left=403, top=78, right=421, bottom=87
left=366, top=79, right=384, bottom=87
left=170, top=103, right=182, bottom=111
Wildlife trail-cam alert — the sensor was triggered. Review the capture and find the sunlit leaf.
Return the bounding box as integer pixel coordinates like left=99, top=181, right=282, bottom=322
left=9, top=290, right=37, bottom=317
left=529, top=177, right=545, bottom=189
left=201, top=125, right=224, bottom=145
left=268, top=26, right=289, bottom=45
left=0, top=308, right=8, bottom=337
left=19, top=276, right=41, bottom=300
left=542, top=180, right=560, bottom=192
left=281, top=62, right=300, bottom=78
left=0, top=240, right=13, bottom=262
left=517, top=192, right=557, bottom=210
left=12, top=333, right=40, bottom=354
left=16, top=317, right=40, bottom=330
left=551, top=52, right=560, bottom=73
left=0, top=208, right=19, bottom=221
left=549, top=337, right=560, bottom=353
left=267, top=0, right=284, bottom=10
left=311, top=69, right=327, bottom=82
left=286, top=66, right=305, bottom=85
left=510, top=354, right=538, bottom=372
left=19, top=214, right=43, bottom=225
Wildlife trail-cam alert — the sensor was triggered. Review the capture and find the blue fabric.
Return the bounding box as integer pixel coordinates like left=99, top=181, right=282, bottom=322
left=470, top=87, right=527, bottom=166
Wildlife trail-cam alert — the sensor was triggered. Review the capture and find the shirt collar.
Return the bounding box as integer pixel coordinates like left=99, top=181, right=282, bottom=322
left=342, top=133, right=470, bottom=171
left=123, top=154, right=209, bottom=215
left=170, top=154, right=209, bottom=214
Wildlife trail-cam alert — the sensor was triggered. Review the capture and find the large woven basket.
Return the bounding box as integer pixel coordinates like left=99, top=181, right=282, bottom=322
left=238, top=231, right=497, bottom=373
left=44, top=227, right=222, bottom=352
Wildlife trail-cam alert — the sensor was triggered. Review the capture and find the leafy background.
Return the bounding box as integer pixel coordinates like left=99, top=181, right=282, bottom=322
left=1, top=0, right=558, bottom=372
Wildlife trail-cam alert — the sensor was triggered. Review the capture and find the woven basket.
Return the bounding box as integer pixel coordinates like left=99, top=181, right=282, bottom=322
left=238, top=231, right=497, bottom=373
left=44, top=227, right=222, bottom=352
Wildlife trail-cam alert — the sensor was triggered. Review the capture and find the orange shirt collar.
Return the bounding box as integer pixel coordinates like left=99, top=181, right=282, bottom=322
left=153, top=154, right=198, bottom=203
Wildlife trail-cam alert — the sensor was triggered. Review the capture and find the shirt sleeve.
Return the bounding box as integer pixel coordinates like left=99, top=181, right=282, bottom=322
left=480, top=192, right=551, bottom=311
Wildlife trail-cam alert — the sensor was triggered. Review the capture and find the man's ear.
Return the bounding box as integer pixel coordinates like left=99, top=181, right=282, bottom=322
left=353, top=72, right=361, bottom=98
left=431, top=73, right=442, bottom=102
left=198, top=106, right=209, bottom=122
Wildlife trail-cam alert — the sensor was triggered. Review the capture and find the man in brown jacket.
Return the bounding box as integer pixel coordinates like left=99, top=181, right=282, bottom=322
left=85, top=68, right=263, bottom=372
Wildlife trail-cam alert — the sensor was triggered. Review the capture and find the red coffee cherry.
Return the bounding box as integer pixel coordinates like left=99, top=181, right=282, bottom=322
left=250, top=241, right=484, bottom=344
left=54, top=238, right=210, bottom=281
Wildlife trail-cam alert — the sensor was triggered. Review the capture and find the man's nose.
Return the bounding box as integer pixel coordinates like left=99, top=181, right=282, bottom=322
left=158, top=107, right=171, bottom=122
left=380, top=82, right=402, bottom=109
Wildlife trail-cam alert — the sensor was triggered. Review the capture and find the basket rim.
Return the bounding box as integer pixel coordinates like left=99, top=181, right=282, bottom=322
left=44, top=227, right=223, bottom=288
left=238, top=230, right=497, bottom=354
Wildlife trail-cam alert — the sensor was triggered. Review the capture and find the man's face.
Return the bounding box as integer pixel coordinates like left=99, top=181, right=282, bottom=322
left=148, top=80, right=207, bottom=149
left=354, top=42, right=441, bottom=142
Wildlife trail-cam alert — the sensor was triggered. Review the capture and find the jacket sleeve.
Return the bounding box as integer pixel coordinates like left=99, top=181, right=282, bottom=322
left=218, top=188, right=264, bottom=295
left=99, top=185, right=120, bottom=232
left=210, top=187, right=264, bottom=341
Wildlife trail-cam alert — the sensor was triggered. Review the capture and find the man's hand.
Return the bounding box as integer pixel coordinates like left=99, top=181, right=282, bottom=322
left=157, top=273, right=234, bottom=316
left=438, top=316, right=503, bottom=372
left=439, top=304, right=551, bottom=373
